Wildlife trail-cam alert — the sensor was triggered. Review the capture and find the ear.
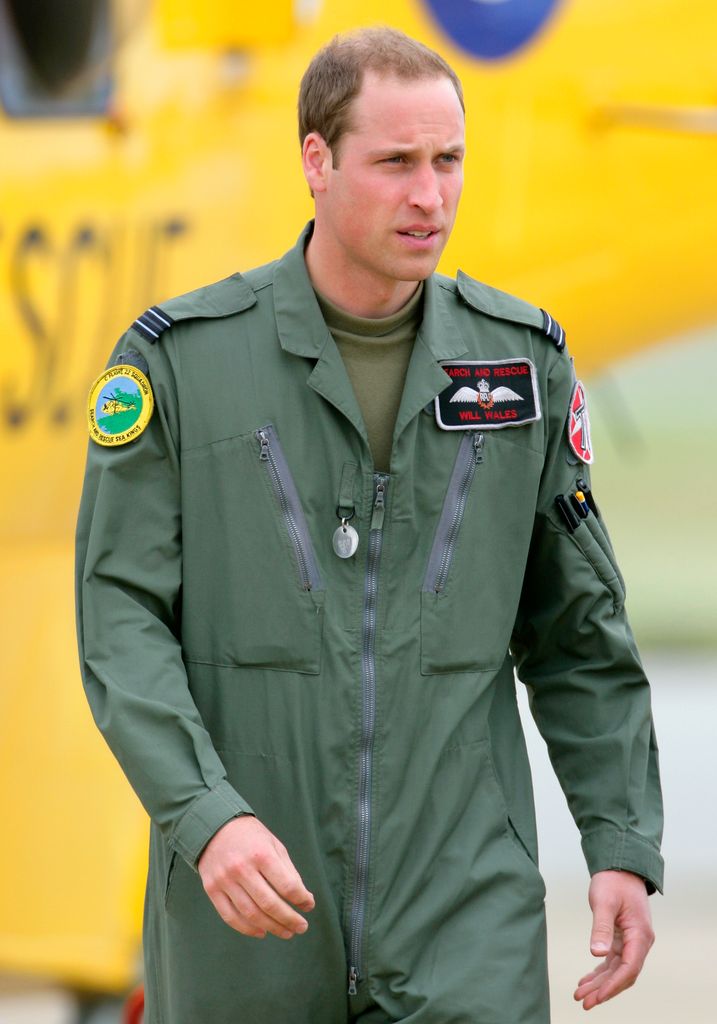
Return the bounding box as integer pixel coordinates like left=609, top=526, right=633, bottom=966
left=302, top=131, right=333, bottom=194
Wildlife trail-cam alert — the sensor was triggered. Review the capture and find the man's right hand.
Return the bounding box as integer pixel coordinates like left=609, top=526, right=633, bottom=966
left=197, top=815, right=315, bottom=940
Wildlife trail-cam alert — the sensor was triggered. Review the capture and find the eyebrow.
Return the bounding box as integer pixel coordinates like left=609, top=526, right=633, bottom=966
left=367, top=143, right=466, bottom=159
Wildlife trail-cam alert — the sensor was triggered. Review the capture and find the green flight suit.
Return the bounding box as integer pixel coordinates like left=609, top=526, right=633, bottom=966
left=75, top=224, right=663, bottom=1024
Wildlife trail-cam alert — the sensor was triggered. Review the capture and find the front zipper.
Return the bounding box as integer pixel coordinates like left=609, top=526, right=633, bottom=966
left=422, top=432, right=484, bottom=594
left=255, top=425, right=323, bottom=591
left=348, top=473, right=389, bottom=995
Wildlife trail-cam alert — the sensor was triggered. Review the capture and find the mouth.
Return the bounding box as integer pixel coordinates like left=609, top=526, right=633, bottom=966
left=398, top=228, right=440, bottom=240
left=396, top=228, right=442, bottom=251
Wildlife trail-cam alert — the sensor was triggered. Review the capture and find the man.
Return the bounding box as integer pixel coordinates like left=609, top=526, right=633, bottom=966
left=76, top=27, right=663, bottom=1024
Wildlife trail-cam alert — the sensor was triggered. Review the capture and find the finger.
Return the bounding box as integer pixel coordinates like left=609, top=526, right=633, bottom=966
left=212, top=891, right=267, bottom=939
left=575, top=946, right=644, bottom=1008
left=595, top=962, right=638, bottom=1004
left=236, top=872, right=310, bottom=936
left=581, top=990, right=602, bottom=1012
left=589, top=927, right=652, bottom=1005
left=224, top=882, right=298, bottom=940
left=262, top=847, right=316, bottom=912
left=575, top=959, right=615, bottom=998
left=575, top=945, right=621, bottom=1002
left=590, top=908, right=616, bottom=958
left=574, top=965, right=613, bottom=1001
left=576, top=958, right=612, bottom=988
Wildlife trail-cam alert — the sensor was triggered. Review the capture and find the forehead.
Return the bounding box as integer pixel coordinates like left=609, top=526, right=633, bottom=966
left=346, top=71, right=465, bottom=146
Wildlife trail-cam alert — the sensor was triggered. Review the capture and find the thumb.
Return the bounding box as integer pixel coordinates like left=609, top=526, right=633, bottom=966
left=590, top=909, right=615, bottom=958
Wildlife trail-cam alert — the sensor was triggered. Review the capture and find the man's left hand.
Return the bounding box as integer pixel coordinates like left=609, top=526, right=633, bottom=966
left=574, top=869, right=655, bottom=1011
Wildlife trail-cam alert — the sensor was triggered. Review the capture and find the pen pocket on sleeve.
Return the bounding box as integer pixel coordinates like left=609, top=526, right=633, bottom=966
left=561, top=512, right=626, bottom=612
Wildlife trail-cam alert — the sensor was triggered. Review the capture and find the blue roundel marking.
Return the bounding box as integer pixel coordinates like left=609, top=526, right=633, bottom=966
left=422, top=0, right=561, bottom=61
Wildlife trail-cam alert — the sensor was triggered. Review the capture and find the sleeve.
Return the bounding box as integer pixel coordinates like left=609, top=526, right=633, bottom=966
left=75, top=329, right=254, bottom=870
left=511, top=350, right=664, bottom=894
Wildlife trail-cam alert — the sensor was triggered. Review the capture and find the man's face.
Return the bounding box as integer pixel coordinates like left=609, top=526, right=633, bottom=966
left=307, top=71, right=465, bottom=293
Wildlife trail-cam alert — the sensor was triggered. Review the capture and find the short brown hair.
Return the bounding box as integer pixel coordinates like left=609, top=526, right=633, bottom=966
left=298, top=26, right=464, bottom=164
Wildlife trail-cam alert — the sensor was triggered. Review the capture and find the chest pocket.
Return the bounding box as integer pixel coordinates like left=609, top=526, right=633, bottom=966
left=181, top=424, right=325, bottom=673
left=420, top=431, right=542, bottom=675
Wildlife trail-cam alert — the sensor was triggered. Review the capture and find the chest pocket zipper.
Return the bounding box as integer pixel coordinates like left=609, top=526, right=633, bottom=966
left=420, top=432, right=511, bottom=675
left=423, top=432, right=484, bottom=594
left=256, top=425, right=324, bottom=592
left=180, top=425, right=324, bottom=672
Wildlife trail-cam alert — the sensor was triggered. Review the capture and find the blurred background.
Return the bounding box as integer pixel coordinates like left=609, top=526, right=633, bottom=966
left=1, top=1, right=715, bottom=1021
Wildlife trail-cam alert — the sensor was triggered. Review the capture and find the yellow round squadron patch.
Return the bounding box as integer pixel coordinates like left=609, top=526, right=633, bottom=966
left=87, top=364, right=154, bottom=446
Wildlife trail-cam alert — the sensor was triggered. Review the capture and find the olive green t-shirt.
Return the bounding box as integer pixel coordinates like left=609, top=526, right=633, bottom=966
left=315, top=283, right=424, bottom=473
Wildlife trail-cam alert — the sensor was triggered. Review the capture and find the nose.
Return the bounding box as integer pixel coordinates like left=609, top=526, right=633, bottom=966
left=408, top=164, right=443, bottom=214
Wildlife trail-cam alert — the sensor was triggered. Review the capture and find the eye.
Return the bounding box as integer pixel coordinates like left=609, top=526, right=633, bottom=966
left=438, top=153, right=461, bottom=165
left=382, top=155, right=406, bottom=164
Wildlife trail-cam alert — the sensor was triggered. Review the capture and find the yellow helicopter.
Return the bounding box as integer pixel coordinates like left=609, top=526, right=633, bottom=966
left=1, top=0, right=715, bottom=1007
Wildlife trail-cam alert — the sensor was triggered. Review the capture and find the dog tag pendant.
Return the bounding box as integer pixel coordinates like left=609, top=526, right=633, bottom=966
left=332, top=519, right=359, bottom=559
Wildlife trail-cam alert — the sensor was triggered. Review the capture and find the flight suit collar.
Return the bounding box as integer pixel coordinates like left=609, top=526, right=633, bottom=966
left=272, top=223, right=470, bottom=444
left=273, top=223, right=369, bottom=442
left=273, top=222, right=330, bottom=360
left=392, top=273, right=469, bottom=442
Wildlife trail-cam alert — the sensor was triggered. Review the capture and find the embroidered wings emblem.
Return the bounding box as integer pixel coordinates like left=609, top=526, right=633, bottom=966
left=449, top=378, right=524, bottom=411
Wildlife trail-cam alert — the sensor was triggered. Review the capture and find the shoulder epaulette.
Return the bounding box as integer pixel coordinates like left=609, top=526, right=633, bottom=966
left=455, top=270, right=566, bottom=352
left=539, top=309, right=566, bottom=352
left=130, top=272, right=257, bottom=344
left=132, top=305, right=175, bottom=343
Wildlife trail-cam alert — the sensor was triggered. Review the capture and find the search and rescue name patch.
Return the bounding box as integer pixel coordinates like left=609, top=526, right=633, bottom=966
left=435, top=358, right=541, bottom=430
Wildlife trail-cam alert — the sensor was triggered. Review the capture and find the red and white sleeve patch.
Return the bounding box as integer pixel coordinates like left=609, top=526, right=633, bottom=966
left=567, top=380, right=593, bottom=464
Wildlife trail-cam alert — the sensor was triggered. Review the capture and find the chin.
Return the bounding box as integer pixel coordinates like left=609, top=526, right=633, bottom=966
left=395, top=256, right=441, bottom=282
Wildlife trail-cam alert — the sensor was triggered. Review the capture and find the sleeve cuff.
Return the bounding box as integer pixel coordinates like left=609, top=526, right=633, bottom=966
left=581, top=827, right=664, bottom=895
left=170, top=779, right=255, bottom=869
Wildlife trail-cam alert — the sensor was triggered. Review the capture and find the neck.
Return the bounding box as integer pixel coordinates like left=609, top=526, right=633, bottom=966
left=304, top=229, right=420, bottom=318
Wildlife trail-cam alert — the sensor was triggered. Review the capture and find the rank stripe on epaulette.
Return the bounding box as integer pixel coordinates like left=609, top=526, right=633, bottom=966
left=540, top=309, right=566, bottom=351
left=132, top=305, right=175, bottom=343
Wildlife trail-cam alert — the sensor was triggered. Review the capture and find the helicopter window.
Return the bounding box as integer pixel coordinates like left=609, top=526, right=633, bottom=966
left=0, top=0, right=112, bottom=117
